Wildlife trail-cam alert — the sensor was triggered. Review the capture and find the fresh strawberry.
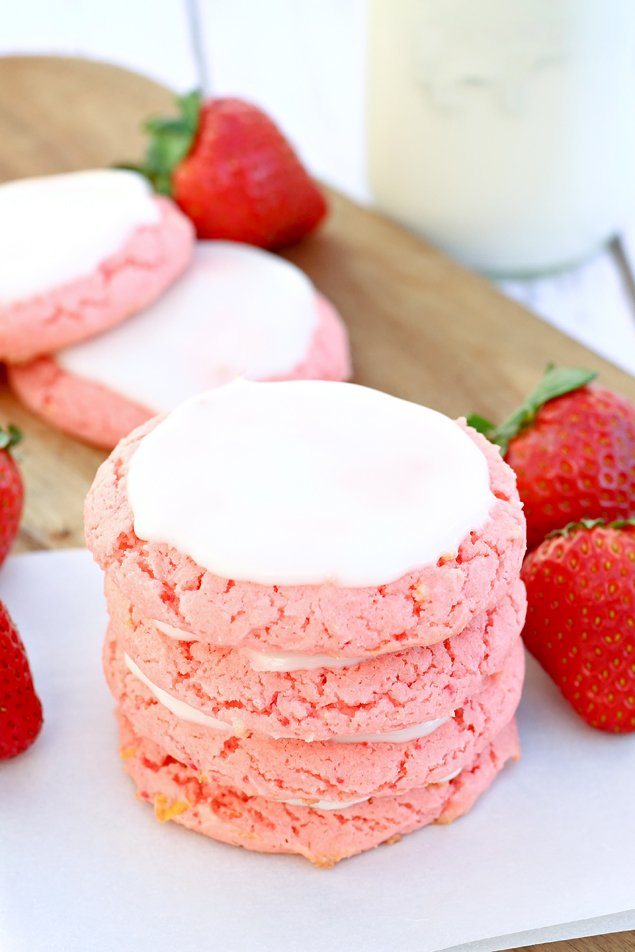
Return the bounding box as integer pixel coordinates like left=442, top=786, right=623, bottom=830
left=468, top=366, right=635, bottom=550
left=0, top=599, right=43, bottom=758
left=127, top=91, right=327, bottom=250
left=521, top=519, right=635, bottom=732
left=0, top=425, right=23, bottom=566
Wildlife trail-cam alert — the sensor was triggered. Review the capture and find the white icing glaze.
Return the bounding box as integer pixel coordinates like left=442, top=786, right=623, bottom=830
left=125, top=652, right=450, bottom=743
left=127, top=379, right=496, bottom=588
left=151, top=620, right=366, bottom=669
left=0, top=170, right=159, bottom=305
left=56, top=241, right=319, bottom=413
left=152, top=620, right=198, bottom=642
left=280, top=768, right=463, bottom=808
left=331, top=716, right=450, bottom=744
left=281, top=796, right=370, bottom=810
left=243, top=647, right=366, bottom=672
left=124, top=654, right=233, bottom=732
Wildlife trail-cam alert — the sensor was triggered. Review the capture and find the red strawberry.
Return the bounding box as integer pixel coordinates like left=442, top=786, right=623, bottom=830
left=128, top=91, right=327, bottom=250
left=0, top=425, right=23, bottom=566
left=521, top=520, right=635, bottom=733
left=468, top=366, right=635, bottom=550
left=0, top=599, right=43, bottom=758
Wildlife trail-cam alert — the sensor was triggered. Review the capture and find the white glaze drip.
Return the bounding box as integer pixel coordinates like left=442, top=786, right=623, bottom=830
left=332, top=716, right=450, bottom=744
left=281, top=796, right=371, bottom=811
left=152, top=620, right=198, bottom=642
left=279, top=767, right=463, bottom=810
left=125, top=654, right=233, bottom=732
left=150, top=621, right=366, bottom=669
left=125, top=653, right=451, bottom=744
left=243, top=647, right=366, bottom=672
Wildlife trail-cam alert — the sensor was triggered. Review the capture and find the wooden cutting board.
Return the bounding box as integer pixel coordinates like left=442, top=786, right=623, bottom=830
left=0, top=56, right=632, bottom=952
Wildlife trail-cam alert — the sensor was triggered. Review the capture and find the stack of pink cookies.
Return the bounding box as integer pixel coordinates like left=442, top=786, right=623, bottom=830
left=1, top=169, right=350, bottom=449
left=85, top=379, right=527, bottom=865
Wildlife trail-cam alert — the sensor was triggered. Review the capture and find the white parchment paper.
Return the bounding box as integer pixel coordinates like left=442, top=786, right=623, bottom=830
left=0, top=549, right=634, bottom=952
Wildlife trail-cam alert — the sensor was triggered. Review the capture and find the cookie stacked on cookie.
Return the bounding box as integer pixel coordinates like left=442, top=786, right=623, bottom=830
left=85, top=379, right=526, bottom=865
left=2, top=170, right=350, bottom=450
left=0, top=169, right=194, bottom=363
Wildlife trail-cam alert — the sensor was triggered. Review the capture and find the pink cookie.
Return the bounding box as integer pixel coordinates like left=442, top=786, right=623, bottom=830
left=104, top=627, right=524, bottom=802
left=108, top=573, right=526, bottom=741
left=0, top=197, right=193, bottom=363
left=86, top=417, right=525, bottom=656
left=9, top=278, right=350, bottom=450
left=119, top=712, right=520, bottom=866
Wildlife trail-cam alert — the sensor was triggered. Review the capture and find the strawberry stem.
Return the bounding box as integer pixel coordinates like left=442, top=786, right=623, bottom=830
left=545, top=517, right=635, bottom=539
left=0, top=425, right=21, bottom=453
left=467, top=365, right=598, bottom=456
left=118, top=90, right=202, bottom=197
left=545, top=518, right=606, bottom=539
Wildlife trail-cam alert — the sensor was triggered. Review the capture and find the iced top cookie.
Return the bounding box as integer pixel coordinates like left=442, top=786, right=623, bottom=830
left=0, top=169, right=193, bottom=361
left=127, top=380, right=495, bottom=586
left=85, top=380, right=526, bottom=654
left=8, top=242, right=350, bottom=448
left=56, top=241, right=347, bottom=409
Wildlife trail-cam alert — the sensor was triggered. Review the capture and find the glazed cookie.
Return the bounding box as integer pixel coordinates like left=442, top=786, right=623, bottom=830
left=0, top=169, right=193, bottom=362
left=119, top=713, right=520, bottom=865
left=107, top=574, right=526, bottom=741
left=85, top=380, right=525, bottom=656
left=104, top=625, right=524, bottom=803
left=9, top=242, right=350, bottom=449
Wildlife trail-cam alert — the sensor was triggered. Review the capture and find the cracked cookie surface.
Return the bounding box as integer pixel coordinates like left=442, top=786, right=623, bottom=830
left=2, top=196, right=193, bottom=363
left=119, top=713, right=520, bottom=865
left=105, top=627, right=524, bottom=802
left=109, top=574, right=526, bottom=741
left=86, top=420, right=525, bottom=655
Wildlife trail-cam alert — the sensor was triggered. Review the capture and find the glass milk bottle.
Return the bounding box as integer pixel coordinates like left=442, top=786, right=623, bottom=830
left=366, top=0, right=635, bottom=276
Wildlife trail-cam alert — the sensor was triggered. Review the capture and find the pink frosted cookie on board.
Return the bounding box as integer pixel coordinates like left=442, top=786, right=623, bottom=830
left=0, top=169, right=193, bottom=362
left=108, top=574, right=526, bottom=741
left=9, top=242, right=350, bottom=449
left=119, top=714, right=520, bottom=866
left=104, top=626, right=524, bottom=803
left=85, top=380, right=526, bottom=656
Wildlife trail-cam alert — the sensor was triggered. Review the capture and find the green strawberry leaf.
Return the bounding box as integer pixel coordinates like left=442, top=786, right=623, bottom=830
left=545, top=517, right=635, bottom=540
left=545, top=518, right=605, bottom=539
left=117, top=89, right=202, bottom=196
left=607, top=518, right=635, bottom=530
left=0, top=425, right=22, bottom=453
left=471, top=364, right=598, bottom=456
left=465, top=413, right=497, bottom=438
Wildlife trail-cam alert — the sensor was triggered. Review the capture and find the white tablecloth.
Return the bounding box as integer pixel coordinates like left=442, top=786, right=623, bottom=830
left=1, top=550, right=634, bottom=952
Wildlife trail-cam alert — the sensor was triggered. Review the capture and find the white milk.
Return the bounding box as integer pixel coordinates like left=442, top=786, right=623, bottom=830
left=367, top=0, right=635, bottom=276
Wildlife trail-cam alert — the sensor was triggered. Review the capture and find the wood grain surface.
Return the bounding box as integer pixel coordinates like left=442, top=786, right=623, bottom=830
left=0, top=55, right=632, bottom=952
